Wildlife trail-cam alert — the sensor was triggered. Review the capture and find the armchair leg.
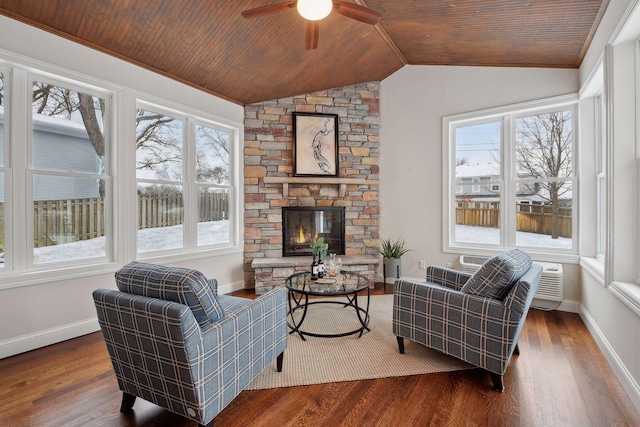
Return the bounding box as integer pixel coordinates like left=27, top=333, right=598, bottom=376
left=120, top=392, right=136, bottom=413
left=513, top=344, right=520, bottom=355
left=489, top=373, right=505, bottom=392
left=396, top=336, right=405, bottom=354
left=276, top=351, right=284, bottom=372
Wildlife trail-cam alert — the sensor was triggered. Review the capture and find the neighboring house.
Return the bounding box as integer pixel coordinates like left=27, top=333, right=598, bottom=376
left=455, top=162, right=501, bottom=200
left=0, top=107, right=101, bottom=202
left=455, top=161, right=572, bottom=208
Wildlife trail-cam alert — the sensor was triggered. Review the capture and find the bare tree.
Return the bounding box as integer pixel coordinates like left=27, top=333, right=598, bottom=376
left=195, top=126, right=229, bottom=184
left=29, top=84, right=230, bottom=191
left=32, top=83, right=107, bottom=195
left=0, top=74, right=4, bottom=106
left=135, top=110, right=182, bottom=177
left=515, top=111, right=572, bottom=239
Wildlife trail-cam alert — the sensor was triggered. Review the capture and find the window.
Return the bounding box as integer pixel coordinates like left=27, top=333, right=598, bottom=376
left=0, top=67, right=113, bottom=272
left=444, top=96, right=578, bottom=257
left=135, top=102, right=234, bottom=255
left=30, top=80, right=110, bottom=264
left=0, top=58, right=240, bottom=288
left=472, top=178, right=480, bottom=193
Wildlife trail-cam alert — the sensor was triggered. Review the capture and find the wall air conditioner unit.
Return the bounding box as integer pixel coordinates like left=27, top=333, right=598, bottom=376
left=458, top=255, right=563, bottom=310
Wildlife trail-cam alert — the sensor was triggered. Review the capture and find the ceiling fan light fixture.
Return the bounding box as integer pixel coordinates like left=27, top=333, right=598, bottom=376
left=297, top=0, right=333, bottom=21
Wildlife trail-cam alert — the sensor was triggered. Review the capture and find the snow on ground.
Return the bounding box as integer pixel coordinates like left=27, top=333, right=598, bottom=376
left=31, top=221, right=569, bottom=265
left=455, top=224, right=572, bottom=249
left=33, top=220, right=230, bottom=264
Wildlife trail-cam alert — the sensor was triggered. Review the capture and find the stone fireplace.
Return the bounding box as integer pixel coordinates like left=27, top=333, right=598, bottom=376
left=243, top=82, right=381, bottom=294
left=282, top=207, right=345, bottom=257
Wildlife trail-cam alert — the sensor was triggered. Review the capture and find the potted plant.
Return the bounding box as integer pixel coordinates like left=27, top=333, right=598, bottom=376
left=379, top=238, right=411, bottom=281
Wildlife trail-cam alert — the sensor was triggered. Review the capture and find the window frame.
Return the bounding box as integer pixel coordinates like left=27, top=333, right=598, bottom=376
left=0, top=66, right=116, bottom=279
left=594, top=92, right=606, bottom=261
left=26, top=73, right=113, bottom=268
left=134, top=98, right=239, bottom=258
left=0, top=55, right=242, bottom=291
left=442, top=94, right=580, bottom=262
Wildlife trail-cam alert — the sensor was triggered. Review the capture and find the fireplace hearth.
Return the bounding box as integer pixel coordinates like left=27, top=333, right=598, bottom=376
left=282, top=207, right=345, bottom=256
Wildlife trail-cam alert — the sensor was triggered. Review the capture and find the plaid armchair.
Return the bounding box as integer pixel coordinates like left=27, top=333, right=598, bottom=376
left=393, top=249, right=542, bottom=392
left=93, top=262, right=287, bottom=427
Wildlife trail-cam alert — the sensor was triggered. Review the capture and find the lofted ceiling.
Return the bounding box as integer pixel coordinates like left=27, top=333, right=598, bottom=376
left=0, top=0, right=608, bottom=105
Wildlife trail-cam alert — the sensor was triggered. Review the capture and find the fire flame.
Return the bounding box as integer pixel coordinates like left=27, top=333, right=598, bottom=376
left=298, top=226, right=305, bottom=244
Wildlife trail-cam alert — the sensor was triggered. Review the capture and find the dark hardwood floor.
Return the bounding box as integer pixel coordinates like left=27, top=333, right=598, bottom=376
left=1, top=285, right=638, bottom=427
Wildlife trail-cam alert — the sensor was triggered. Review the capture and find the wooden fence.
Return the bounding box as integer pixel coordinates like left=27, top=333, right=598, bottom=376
left=28, top=191, right=228, bottom=248
left=456, top=201, right=572, bottom=238
left=137, top=191, right=229, bottom=229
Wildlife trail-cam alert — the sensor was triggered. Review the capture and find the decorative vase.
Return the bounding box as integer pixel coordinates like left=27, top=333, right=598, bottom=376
left=383, top=257, right=401, bottom=281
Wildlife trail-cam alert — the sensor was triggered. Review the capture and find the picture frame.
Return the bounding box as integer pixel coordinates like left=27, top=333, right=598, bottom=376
left=293, top=112, right=339, bottom=177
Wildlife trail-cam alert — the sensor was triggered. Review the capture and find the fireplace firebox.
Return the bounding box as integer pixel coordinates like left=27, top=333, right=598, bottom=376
left=282, top=207, right=345, bottom=256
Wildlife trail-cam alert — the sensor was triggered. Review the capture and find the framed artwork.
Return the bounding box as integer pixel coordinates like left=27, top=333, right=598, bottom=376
left=293, top=112, right=339, bottom=177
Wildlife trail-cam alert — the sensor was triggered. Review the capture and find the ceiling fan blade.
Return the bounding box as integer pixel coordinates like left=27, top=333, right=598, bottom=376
left=305, top=21, right=319, bottom=50
left=332, top=0, right=382, bottom=25
left=241, top=1, right=297, bottom=19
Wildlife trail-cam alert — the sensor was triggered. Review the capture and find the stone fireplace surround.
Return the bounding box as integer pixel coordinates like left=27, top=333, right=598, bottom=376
left=243, top=82, right=381, bottom=294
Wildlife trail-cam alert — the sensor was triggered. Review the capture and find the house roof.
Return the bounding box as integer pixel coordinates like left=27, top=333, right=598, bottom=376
left=456, top=162, right=500, bottom=178
left=0, top=0, right=608, bottom=105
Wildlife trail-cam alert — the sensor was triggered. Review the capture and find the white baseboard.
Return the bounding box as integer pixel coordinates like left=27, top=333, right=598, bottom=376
left=532, top=298, right=580, bottom=313
left=218, top=279, right=246, bottom=295
left=557, top=299, right=580, bottom=313
left=0, top=317, right=100, bottom=359
left=580, top=305, right=640, bottom=414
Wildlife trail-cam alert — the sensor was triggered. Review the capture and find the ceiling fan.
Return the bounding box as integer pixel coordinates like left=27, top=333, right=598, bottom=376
left=241, top=0, right=382, bottom=50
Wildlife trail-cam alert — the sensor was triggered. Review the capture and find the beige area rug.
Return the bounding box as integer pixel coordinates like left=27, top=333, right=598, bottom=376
left=246, top=294, right=472, bottom=390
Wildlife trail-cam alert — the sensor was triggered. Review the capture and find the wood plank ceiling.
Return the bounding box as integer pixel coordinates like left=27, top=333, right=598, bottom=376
left=0, top=0, right=608, bottom=105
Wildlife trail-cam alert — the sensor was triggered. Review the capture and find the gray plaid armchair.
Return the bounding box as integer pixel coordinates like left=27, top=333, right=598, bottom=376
left=93, top=262, right=287, bottom=427
left=393, top=249, right=542, bottom=392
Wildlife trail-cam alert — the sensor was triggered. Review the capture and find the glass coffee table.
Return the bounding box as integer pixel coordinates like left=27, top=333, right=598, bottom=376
left=285, top=270, right=370, bottom=340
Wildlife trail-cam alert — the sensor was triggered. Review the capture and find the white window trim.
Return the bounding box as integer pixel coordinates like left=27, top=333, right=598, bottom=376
left=600, top=0, right=640, bottom=320
left=442, top=94, right=580, bottom=263
left=26, top=73, right=114, bottom=269
left=133, top=96, right=241, bottom=259
left=636, top=37, right=640, bottom=285
left=0, top=65, right=117, bottom=283
left=0, top=53, right=243, bottom=290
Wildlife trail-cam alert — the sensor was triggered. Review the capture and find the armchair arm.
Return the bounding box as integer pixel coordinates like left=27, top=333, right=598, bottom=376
left=92, top=289, right=203, bottom=418
left=207, top=278, right=219, bottom=294
left=503, top=263, right=542, bottom=316
left=425, top=266, right=473, bottom=291
left=197, top=287, right=288, bottom=422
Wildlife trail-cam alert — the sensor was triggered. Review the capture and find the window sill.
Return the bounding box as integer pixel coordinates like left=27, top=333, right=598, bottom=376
left=580, top=256, right=605, bottom=286
left=609, top=281, right=640, bottom=318
left=444, top=246, right=580, bottom=264
left=0, top=246, right=242, bottom=291
left=0, top=261, right=120, bottom=290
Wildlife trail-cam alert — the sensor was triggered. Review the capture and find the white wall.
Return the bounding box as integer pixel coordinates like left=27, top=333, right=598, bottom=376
left=577, top=0, right=640, bottom=413
left=379, top=64, right=580, bottom=302
left=0, top=16, right=245, bottom=358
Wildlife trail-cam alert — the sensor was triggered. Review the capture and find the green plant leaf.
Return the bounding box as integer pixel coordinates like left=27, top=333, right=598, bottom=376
left=379, top=237, right=411, bottom=258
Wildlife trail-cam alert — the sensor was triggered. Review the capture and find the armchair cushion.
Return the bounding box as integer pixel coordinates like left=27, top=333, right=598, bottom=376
left=115, top=261, right=224, bottom=328
left=461, top=249, right=531, bottom=300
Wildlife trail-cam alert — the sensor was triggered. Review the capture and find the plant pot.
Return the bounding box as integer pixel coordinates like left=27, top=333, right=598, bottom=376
left=383, top=257, right=401, bottom=280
